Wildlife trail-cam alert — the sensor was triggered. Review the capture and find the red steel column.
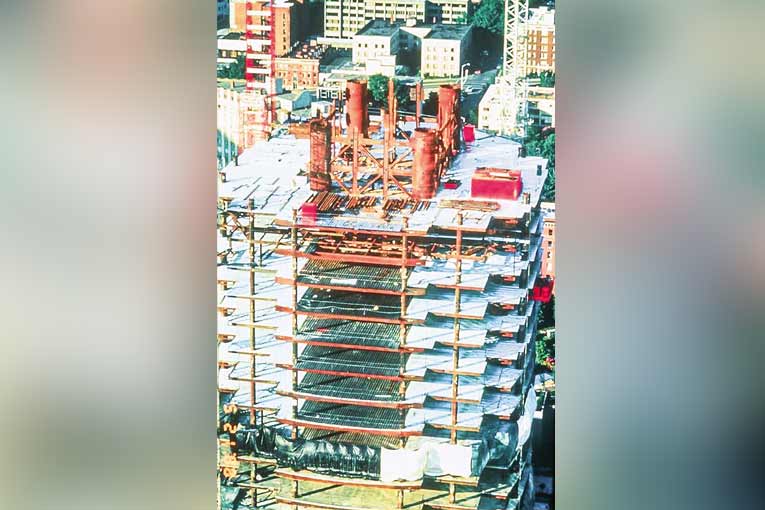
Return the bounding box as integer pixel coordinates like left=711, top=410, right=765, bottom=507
left=308, top=118, right=331, bottom=191
left=410, top=128, right=438, bottom=200
left=345, top=80, right=369, bottom=138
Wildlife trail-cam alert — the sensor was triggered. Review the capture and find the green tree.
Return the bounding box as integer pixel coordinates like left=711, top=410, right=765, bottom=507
left=467, top=0, right=505, bottom=36
left=422, top=91, right=439, bottom=116
left=539, top=70, right=555, bottom=87
left=367, top=74, right=389, bottom=105
left=366, top=74, right=411, bottom=109
left=217, top=54, right=245, bottom=80
left=535, top=330, right=555, bottom=371
left=466, top=109, right=478, bottom=126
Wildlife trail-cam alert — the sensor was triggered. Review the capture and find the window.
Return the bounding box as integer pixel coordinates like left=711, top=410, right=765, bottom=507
left=547, top=241, right=552, bottom=247
left=548, top=229, right=553, bottom=236
left=547, top=252, right=552, bottom=259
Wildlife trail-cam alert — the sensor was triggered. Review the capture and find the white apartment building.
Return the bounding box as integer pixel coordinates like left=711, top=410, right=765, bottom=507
left=420, top=23, right=472, bottom=77
left=352, top=20, right=401, bottom=77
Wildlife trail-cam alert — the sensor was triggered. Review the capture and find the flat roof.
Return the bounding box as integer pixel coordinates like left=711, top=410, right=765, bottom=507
left=425, top=23, right=471, bottom=40
left=357, top=20, right=400, bottom=37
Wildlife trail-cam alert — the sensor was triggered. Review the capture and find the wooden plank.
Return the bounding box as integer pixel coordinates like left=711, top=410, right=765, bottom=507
left=275, top=469, right=421, bottom=490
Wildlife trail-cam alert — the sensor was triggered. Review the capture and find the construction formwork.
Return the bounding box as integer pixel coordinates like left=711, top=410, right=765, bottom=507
left=218, top=83, right=548, bottom=510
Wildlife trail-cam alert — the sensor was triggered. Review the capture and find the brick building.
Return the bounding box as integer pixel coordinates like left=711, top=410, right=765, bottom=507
left=540, top=201, right=555, bottom=278
left=275, top=57, right=321, bottom=90
left=525, top=6, right=555, bottom=75
left=229, top=0, right=309, bottom=57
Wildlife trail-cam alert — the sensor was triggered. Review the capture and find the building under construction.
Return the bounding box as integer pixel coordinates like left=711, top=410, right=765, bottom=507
left=217, top=79, right=551, bottom=510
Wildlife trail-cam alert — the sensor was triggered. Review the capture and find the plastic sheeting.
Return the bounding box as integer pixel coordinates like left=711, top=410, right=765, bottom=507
left=379, top=447, right=427, bottom=482
left=517, top=386, right=538, bottom=448
left=424, top=443, right=473, bottom=478
left=235, top=426, right=381, bottom=479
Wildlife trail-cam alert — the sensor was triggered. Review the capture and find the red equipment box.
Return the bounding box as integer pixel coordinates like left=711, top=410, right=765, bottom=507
left=531, top=278, right=554, bottom=303
left=463, top=124, right=475, bottom=143
left=300, top=202, right=317, bottom=221
left=471, top=168, right=523, bottom=200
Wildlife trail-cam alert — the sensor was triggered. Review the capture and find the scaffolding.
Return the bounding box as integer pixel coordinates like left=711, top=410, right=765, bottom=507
left=217, top=84, right=548, bottom=510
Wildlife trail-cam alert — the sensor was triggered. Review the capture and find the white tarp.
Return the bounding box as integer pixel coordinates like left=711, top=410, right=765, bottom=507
left=423, top=443, right=473, bottom=478
left=517, top=386, right=538, bottom=447
left=379, top=447, right=427, bottom=482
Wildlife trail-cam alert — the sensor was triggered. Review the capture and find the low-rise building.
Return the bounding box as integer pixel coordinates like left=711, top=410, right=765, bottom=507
left=352, top=20, right=401, bottom=65
left=275, top=42, right=331, bottom=90
left=421, top=23, right=472, bottom=77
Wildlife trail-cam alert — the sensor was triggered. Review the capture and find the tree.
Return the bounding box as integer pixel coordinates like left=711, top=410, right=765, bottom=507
left=467, top=0, right=505, bottom=36
left=422, top=91, right=439, bottom=116
left=367, top=74, right=389, bottom=105
left=535, top=296, right=555, bottom=371
left=539, top=70, right=555, bottom=87
left=366, top=74, right=411, bottom=109
left=535, top=330, right=555, bottom=371
left=217, top=54, right=245, bottom=80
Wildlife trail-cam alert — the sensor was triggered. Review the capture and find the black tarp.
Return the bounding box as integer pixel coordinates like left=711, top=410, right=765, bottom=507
left=235, top=426, right=381, bottom=479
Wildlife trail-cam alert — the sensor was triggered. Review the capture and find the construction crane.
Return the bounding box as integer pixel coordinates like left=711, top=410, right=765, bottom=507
left=242, top=1, right=277, bottom=145
left=499, top=0, right=529, bottom=137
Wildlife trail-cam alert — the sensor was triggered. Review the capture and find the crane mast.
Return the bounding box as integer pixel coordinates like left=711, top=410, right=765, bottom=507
left=500, top=0, right=529, bottom=137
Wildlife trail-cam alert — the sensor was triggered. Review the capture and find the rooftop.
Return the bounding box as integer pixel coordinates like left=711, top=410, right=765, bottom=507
left=528, top=6, right=555, bottom=27
left=219, top=31, right=244, bottom=41
left=357, top=19, right=400, bottom=38
left=425, top=23, right=472, bottom=40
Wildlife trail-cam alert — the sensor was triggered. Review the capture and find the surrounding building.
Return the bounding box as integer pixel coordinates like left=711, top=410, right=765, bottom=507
left=352, top=20, right=401, bottom=76
left=324, top=0, right=367, bottom=39
left=525, top=6, right=555, bottom=75
left=421, top=23, right=472, bottom=77
left=229, top=0, right=309, bottom=57
left=426, top=0, right=471, bottom=25
left=346, top=20, right=471, bottom=78
left=217, top=32, right=247, bottom=63
left=540, top=201, right=555, bottom=278
left=477, top=83, right=500, bottom=132
left=228, top=0, right=247, bottom=30
left=324, top=0, right=473, bottom=40
left=275, top=42, right=331, bottom=90
left=527, top=86, right=555, bottom=129
left=274, top=89, right=315, bottom=122
left=365, top=0, right=428, bottom=24
left=218, top=0, right=230, bottom=27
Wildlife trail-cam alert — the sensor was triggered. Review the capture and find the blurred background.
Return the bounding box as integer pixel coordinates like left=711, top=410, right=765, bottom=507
left=0, top=1, right=761, bottom=509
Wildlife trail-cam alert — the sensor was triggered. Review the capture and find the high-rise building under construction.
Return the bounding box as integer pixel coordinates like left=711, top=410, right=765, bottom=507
left=217, top=80, right=551, bottom=510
